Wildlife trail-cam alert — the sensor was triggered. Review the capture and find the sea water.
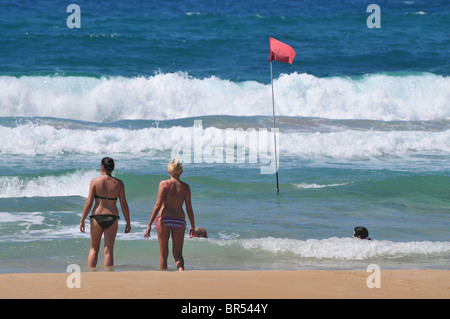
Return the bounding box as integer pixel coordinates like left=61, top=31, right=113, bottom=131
left=0, top=0, right=449, bottom=273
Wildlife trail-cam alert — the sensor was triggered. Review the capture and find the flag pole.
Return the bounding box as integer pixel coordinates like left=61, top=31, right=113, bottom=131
left=270, top=60, right=280, bottom=194
left=268, top=37, right=295, bottom=194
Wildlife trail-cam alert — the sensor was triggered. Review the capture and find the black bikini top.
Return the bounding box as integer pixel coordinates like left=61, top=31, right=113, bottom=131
left=95, top=194, right=118, bottom=201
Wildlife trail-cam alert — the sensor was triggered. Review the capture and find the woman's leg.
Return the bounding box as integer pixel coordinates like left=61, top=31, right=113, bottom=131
left=103, top=219, right=118, bottom=267
left=172, top=225, right=186, bottom=271
left=88, top=219, right=103, bottom=268
left=157, top=218, right=170, bottom=270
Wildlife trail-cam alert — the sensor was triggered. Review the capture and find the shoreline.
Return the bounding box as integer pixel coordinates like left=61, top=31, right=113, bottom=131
left=0, top=269, right=448, bottom=299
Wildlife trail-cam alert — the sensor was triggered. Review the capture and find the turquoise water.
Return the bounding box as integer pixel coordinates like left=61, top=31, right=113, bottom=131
left=0, top=0, right=449, bottom=272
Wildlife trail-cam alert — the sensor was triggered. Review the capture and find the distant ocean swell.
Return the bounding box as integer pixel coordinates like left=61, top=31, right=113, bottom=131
left=1, top=72, right=449, bottom=122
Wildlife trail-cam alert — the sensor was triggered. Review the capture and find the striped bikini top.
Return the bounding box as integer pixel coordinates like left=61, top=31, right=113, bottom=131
left=165, top=180, right=187, bottom=198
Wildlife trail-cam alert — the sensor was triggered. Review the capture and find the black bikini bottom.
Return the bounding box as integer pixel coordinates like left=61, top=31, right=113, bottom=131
left=90, top=215, right=119, bottom=230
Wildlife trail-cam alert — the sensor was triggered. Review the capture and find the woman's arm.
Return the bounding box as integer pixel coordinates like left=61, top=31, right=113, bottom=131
left=118, top=180, right=131, bottom=233
left=144, top=181, right=166, bottom=238
left=184, top=184, right=195, bottom=238
left=80, top=180, right=95, bottom=233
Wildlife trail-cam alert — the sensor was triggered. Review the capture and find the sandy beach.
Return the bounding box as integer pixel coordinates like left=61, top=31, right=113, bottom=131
left=0, top=269, right=448, bottom=299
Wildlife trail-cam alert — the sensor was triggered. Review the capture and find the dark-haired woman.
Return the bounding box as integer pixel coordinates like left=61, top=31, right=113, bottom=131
left=353, top=226, right=371, bottom=240
left=80, top=157, right=131, bottom=269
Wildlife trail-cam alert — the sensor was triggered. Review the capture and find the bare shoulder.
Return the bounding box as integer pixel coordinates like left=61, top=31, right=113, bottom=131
left=182, top=181, right=191, bottom=191
left=156, top=180, right=167, bottom=190
left=114, top=177, right=124, bottom=186
left=90, top=176, right=102, bottom=185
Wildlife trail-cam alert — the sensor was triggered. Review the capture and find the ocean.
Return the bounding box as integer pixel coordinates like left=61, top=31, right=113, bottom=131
left=0, top=0, right=449, bottom=273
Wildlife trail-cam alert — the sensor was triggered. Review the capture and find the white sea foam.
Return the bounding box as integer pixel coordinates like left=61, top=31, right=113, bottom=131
left=221, top=237, right=450, bottom=260
left=1, top=72, right=449, bottom=122
left=0, top=170, right=97, bottom=198
left=0, top=211, right=148, bottom=242
left=293, top=182, right=350, bottom=189
left=0, top=212, right=45, bottom=227
left=280, top=129, right=450, bottom=158
left=0, top=124, right=187, bottom=155
left=1, top=123, right=449, bottom=159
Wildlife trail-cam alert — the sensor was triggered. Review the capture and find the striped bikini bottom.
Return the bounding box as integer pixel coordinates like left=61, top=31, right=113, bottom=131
left=155, top=216, right=186, bottom=232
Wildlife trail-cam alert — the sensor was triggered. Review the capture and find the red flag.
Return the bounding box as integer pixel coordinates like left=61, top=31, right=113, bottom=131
left=269, top=37, right=296, bottom=64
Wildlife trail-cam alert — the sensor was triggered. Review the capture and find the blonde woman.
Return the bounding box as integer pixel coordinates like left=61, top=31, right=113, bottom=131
left=145, top=159, right=195, bottom=271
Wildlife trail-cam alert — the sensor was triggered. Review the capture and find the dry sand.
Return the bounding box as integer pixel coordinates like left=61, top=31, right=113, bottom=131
left=0, top=269, right=448, bottom=299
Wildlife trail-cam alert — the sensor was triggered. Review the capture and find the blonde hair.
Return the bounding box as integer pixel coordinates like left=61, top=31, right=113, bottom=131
left=168, top=158, right=183, bottom=177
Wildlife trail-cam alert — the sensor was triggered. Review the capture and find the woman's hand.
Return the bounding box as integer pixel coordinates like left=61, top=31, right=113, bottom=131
left=144, top=226, right=151, bottom=238
left=189, top=226, right=195, bottom=238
